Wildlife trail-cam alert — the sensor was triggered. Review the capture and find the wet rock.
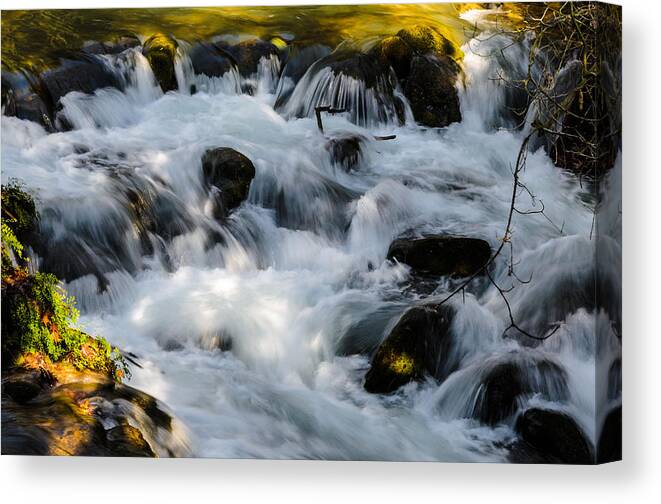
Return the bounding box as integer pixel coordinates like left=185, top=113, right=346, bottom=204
left=597, top=406, right=622, bottom=463
left=221, top=38, right=279, bottom=76
left=396, top=25, right=462, bottom=62
left=142, top=33, right=179, bottom=92
left=404, top=55, right=462, bottom=128
left=2, top=379, right=42, bottom=404
left=201, top=147, right=256, bottom=219
left=281, top=44, right=332, bottom=83
left=42, top=54, right=123, bottom=105
left=387, top=235, right=491, bottom=277
left=105, top=424, right=155, bottom=457
left=471, top=360, right=569, bottom=426
left=189, top=42, right=236, bottom=78
left=514, top=408, right=593, bottom=464
left=325, top=134, right=366, bottom=172
left=473, top=362, right=525, bottom=426
left=364, top=304, right=455, bottom=394
left=1, top=365, right=188, bottom=457
left=81, top=35, right=141, bottom=55
left=370, top=35, right=414, bottom=80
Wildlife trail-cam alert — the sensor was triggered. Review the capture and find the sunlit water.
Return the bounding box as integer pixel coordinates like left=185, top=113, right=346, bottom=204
left=1, top=15, right=621, bottom=460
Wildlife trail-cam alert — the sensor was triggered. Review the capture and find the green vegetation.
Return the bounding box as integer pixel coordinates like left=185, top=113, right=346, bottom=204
left=1, top=184, right=128, bottom=381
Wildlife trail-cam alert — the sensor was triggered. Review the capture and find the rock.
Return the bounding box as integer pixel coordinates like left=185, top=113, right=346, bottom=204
left=387, top=235, right=491, bottom=277
left=325, top=134, right=366, bottom=171
left=281, top=44, right=332, bottom=83
left=105, top=424, right=155, bottom=457
left=364, top=304, right=455, bottom=394
left=189, top=42, right=236, bottom=78
left=471, top=360, right=569, bottom=426
left=81, top=35, right=141, bottom=55
left=142, top=33, right=179, bottom=92
left=404, top=55, right=462, bottom=128
left=201, top=147, right=256, bottom=219
left=370, top=35, right=414, bottom=80
left=396, top=25, right=462, bottom=62
left=597, top=406, right=622, bottom=463
left=514, top=408, right=593, bottom=464
left=2, top=379, right=42, bottom=404
left=41, top=55, right=123, bottom=106
left=473, top=362, right=525, bottom=425
left=221, top=39, right=279, bottom=76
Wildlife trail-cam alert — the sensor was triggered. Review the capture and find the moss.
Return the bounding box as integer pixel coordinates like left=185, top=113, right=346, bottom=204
left=371, top=35, right=413, bottom=80
left=1, top=184, right=128, bottom=380
left=1, top=183, right=38, bottom=274
left=396, top=24, right=463, bottom=62
left=385, top=350, right=416, bottom=376
left=142, top=33, right=178, bottom=92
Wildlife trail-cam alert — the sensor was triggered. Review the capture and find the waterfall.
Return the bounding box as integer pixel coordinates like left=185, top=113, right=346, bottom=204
left=1, top=16, right=620, bottom=461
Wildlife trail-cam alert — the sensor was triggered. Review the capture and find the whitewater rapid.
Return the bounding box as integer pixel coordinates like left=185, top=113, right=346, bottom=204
left=1, top=28, right=621, bottom=460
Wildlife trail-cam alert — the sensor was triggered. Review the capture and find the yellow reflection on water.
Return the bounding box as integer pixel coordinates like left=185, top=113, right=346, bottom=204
left=2, top=4, right=478, bottom=72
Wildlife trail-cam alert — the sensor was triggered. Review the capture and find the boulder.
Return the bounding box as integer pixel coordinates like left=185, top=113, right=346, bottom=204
left=281, top=44, right=332, bottom=83
left=597, top=406, right=622, bottom=463
left=370, top=35, right=414, bottom=80
left=41, top=55, right=123, bottom=105
left=387, top=235, right=491, bottom=277
left=325, top=134, right=366, bottom=172
left=221, top=39, right=279, bottom=76
left=364, top=304, right=455, bottom=394
left=396, top=25, right=462, bottom=62
left=201, top=147, right=256, bottom=219
left=471, top=360, right=569, bottom=426
left=189, top=42, right=236, bottom=78
left=472, top=362, right=526, bottom=426
left=142, top=33, right=179, bottom=92
left=404, top=55, right=462, bottom=128
left=514, top=408, right=593, bottom=464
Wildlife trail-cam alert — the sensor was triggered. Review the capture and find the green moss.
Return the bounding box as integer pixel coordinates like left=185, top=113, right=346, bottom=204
left=1, top=184, right=128, bottom=380
left=1, top=183, right=38, bottom=274
left=142, top=33, right=178, bottom=92
left=396, top=24, right=463, bottom=61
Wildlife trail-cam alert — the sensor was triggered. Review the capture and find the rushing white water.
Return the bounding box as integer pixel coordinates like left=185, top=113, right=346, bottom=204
left=1, top=25, right=621, bottom=460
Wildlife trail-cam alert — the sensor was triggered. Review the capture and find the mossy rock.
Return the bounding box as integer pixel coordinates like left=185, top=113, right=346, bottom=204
left=387, top=235, right=490, bottom=277
left=201, top=147, right=256, bottom=219
left=364, top=304, right=454, bottom=394
left=404, top=56, right=462, bottom=128
left=142, top=33, right=178, bottom=92
left=370, top=35, right=414, bottom=80
left=396, top=24, right=463, bottom=61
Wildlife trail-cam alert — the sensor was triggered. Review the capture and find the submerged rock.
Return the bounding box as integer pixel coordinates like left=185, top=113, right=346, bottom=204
left=364, top=304, right=455, bottom=394
left=81, top=35, right=141, bottom=55
left=597, top=406, right=622, bottom=463
left=201, top=147, right=256, bottom=219
left=325, top=134, right=366, bottom=172
left=142, top=33, right=179, bottom=92
left=387, top=235, right=491, bottom=277
left=513, top=408, right=593, bottom=464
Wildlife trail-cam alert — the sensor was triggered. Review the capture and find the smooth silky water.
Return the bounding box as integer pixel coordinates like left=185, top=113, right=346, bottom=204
left=1, top=7, right=621, bottom=460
